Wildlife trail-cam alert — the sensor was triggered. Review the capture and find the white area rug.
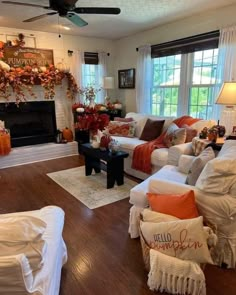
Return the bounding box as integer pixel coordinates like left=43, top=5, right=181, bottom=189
left=47, top=166, right=137, bottom=209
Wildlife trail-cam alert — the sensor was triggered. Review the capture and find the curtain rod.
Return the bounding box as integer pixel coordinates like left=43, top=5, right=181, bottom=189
left=67, top=50, right=110, bottom=56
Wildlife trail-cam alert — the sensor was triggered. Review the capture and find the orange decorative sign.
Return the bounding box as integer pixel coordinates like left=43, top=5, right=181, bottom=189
left=3, top=47, right=54, bottom=67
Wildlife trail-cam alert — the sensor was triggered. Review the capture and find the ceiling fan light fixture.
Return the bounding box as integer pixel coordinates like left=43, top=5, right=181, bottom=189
left=2, top=0, right=121, bottom=27
left=62, top=26, right=71, bottom=30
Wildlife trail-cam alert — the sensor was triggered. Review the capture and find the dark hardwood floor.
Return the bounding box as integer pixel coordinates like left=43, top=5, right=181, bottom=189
left=0, top=155, right=235, bottom=295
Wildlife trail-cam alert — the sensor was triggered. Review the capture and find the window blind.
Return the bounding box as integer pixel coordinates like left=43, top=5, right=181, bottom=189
left=151, top=30, right=219, bottom=58
left=84, top=52, right=98, bottom=65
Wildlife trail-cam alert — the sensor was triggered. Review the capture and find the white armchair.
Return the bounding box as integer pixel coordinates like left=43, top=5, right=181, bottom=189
left=0, top=206, right=67, bottom=295
left=129, top=140, right=236, bottom=268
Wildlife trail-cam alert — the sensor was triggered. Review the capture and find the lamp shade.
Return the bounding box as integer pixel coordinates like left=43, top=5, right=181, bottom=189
left=103, top=77, right=114, bottom=89
left=216, top=82, right=236, bottom=105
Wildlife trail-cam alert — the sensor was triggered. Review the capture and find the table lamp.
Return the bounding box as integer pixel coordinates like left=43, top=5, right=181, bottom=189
left=103, top=77, right=114, bottom=104
left=215, top=81, right=236, bottom=135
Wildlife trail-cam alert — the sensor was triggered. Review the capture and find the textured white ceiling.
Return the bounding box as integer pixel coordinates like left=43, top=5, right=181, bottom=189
left=0, top=0, right=236, bottom=40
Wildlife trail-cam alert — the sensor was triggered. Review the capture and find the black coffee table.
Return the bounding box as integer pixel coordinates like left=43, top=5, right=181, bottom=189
left=80, top=143, right=129, bottom=189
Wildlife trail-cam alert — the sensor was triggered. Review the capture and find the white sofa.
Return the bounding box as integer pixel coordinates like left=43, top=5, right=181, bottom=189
left=0, top=206, right=67, bottom=295
left=129, top=140, right=236, bottom=269
left=112, top=112, right=216, bottom=180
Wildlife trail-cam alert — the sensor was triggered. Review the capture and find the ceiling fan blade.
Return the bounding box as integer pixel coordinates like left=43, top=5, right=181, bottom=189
left=66, top=13, right=88, bottom=27
left=23, top=12, right=58, bottom=23
left=74, top=7, right=121, bottom=15
left=1, top=1, right=50, bottom=9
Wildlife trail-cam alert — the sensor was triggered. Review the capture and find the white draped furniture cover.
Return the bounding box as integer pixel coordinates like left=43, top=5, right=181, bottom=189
left=0, top=206, right=67, bottom=295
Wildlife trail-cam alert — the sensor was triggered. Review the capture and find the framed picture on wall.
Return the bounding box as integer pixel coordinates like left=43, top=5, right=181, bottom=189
left=232, top=126, right=236, bottom=135
left=118, top=68, right=135, bottom=89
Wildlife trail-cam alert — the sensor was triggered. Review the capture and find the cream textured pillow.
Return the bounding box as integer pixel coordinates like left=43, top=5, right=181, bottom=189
left=195, top=157, right=236, bottom=194
left=140, top=216, right=213, bottom=264
left=178, top=155, right=195, bottom=174
left=163, top=123, right=186, bottom=147
left=141, top=209, right=179, bottom=223
left=186, top=147, right=215, bottom=186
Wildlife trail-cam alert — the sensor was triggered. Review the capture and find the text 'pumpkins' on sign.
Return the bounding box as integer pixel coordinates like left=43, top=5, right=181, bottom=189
left=4, top=47, right=54, bottom=67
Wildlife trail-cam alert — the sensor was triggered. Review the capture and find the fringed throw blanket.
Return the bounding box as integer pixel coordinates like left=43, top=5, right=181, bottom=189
left=132, top=116, right=201, bottom=174
left=148, top=249, right=206, bottom=295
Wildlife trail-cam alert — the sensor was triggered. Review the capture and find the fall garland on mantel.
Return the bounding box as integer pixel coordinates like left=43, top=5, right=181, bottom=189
left=0, top=34, right=78, bottom=104
left=0, top=65, right=78, bottom=104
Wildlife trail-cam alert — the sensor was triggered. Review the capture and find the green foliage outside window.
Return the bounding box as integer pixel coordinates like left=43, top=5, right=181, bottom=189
left=151, top=49, right=218, bottom=119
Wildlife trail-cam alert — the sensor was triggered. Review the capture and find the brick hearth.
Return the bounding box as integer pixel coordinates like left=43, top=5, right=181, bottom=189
left=0, top=141, right=78, bottom=169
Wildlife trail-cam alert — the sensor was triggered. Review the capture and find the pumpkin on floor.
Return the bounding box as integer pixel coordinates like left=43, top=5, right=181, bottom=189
left=62, top=127, right=73, bottom=142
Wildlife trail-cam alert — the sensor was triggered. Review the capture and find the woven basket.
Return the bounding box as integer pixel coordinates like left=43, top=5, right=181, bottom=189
left=140, top=229, right=151, bottom=271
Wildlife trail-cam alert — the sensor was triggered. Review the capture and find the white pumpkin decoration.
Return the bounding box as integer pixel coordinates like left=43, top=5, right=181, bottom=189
left=56, top=61, right=70, bottom=73
left=99, top=106, right=107, bottom=111
left=76, top=107, right=85, bottom=113
left=40, top=66, right=47, bottom=73
left=0, top=61, right=10, bottom=71
left=114, top=103, right=122, bottom=110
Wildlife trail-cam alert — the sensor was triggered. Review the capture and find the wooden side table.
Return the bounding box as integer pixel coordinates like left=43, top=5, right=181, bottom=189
left=80, top=143, right=129, bottom=189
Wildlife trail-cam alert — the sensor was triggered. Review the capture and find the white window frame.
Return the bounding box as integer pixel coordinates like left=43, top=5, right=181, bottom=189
left=151, top=48, right=218, bottom=119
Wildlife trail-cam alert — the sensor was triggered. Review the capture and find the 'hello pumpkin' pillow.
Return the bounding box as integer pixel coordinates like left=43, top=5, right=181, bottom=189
left=140, top=216, right=213, bottom=264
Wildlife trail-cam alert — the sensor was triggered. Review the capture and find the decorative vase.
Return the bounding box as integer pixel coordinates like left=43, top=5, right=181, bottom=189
left=87, top=95, right=96, bottom=108
left=214, top=125, right=226, bottom=137
left=108, top=139, right=120, bottom=154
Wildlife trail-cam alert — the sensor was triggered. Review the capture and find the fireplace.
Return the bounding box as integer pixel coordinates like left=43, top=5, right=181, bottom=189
left=0, top=101, right=57, bottom=147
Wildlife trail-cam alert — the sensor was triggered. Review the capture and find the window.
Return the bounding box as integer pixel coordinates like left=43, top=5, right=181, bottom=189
left=82, top=64, right=98, bottom=87
left=152, top=54, right=181, bottom=117
left=189, top=49, right=218, bottom=119
left=151, top=31, right=219, bottom=119
left=82, top=52, right=99, bottom=87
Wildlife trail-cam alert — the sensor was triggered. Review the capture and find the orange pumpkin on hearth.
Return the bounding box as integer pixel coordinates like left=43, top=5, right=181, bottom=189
left=62, top=127, right=73, bottom=142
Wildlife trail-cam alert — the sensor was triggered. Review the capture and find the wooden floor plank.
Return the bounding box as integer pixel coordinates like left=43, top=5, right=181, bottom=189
left=0, top=155, right=235, bottom=295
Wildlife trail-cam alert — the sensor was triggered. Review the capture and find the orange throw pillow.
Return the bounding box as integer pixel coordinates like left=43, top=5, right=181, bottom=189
left=147, top=190, right=199, bottom=219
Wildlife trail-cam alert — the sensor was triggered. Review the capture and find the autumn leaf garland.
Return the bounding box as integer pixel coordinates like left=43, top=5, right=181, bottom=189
left=0, top=65, right=79, bottom=103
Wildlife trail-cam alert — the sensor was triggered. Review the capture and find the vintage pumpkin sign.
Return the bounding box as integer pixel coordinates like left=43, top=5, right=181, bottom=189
left=3, top=47, right=54, bottom=67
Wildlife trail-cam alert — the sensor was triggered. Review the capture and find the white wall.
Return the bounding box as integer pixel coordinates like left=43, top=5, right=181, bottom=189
left=114, top=3, right=236, bottom=113
left=0, top=26, right=116, bottom=129
left=2, top=2, right=236, bottom=117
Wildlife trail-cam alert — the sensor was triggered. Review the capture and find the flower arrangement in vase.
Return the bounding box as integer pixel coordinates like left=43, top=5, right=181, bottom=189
left=73, top=103, right=109, bottom=135
left=79, top=85, right=101, bottom=107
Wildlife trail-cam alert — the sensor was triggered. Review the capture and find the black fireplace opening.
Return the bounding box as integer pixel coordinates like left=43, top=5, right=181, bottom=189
left=0, top=101, right=57, bottom=147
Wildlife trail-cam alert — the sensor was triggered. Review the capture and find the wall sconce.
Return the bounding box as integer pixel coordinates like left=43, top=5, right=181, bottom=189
left=67, top=50, right=73, bottom=57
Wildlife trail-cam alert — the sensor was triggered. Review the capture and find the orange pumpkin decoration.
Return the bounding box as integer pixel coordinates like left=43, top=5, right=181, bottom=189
left=62, top=127, right=73, bottom=142
left=0, top=133, right=11, bottom=155
left=0, top=41, right=4, bottom=49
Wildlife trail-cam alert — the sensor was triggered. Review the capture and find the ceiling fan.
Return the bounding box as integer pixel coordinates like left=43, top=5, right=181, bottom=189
left=1, top=0, right=121, bottom=27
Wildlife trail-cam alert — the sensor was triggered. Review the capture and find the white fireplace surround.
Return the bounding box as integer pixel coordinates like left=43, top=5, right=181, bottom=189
left=0, top=82, right=78, bottom=168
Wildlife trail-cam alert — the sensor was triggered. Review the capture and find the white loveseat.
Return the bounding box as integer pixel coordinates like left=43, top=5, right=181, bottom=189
left=0, top=206, right=67, bottom=295
left=112, top=112, right=216, bottom=180
left=129, top=140, right=236, bottom=268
